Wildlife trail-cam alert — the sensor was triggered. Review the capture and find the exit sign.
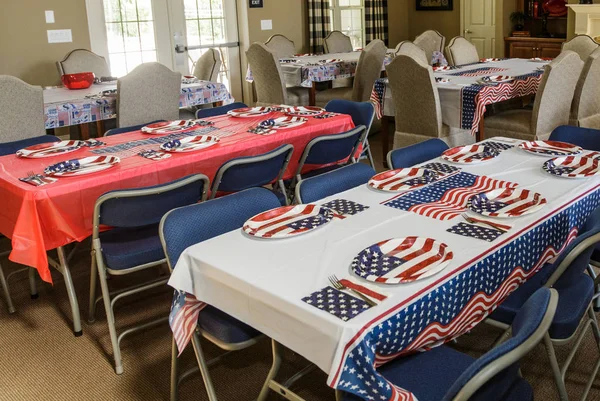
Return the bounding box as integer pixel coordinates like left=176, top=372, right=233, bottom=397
left=250, top=0, right=263, bottom=8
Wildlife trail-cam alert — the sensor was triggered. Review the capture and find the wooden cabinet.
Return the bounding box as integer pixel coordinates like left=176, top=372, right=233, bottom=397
left=505, top=37, right=565, bottom=59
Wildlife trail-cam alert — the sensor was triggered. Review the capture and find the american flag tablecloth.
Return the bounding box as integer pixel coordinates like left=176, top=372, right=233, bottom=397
left=168, top=139, right=600, bottom=401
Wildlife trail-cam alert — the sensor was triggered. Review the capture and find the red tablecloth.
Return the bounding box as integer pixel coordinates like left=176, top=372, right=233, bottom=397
left=0, top=112, right=354, bottom=283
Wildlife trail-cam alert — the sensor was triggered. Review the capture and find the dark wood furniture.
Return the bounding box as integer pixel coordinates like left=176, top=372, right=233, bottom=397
left=505, top=37, right=565, bottom=59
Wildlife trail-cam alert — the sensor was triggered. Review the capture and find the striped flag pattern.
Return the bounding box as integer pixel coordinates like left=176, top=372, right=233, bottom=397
left=169, top=290, right=207, bottom=355
left=543, top=156, right=600, bottom=178
left=448, top=67, right=507, bottom=77
left=17, top=140, right=84, bottom=158
left=368, top=168, right=438, bottom=192
left=469, top=188, right=547, bottom=217
left=243, top=204, right=334, bottom=239
left=441, top=145, right=500, bottom=164
left=519, top=140, right=582, bottom=156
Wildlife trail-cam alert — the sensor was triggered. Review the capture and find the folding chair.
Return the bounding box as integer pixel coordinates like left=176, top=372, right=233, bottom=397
left=295, top=163, right=375, bottom=204
left=387, top=138, right=449, bottom=169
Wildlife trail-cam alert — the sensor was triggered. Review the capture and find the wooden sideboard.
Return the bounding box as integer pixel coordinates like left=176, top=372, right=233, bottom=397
left=505, top=37, right=565, bottom=59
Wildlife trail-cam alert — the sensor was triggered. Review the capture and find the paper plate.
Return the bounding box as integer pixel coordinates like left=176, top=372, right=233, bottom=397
left=368, top=168, right=438, bottom=192
left=468, top=187, right=547, bottom=218
left=481, top=75, right=514, bottom=84
left=480, top=58, right=502, bottom=62
left=285, top=106, right=325, bottom=117
left=432, top=66, right=454, bottom=71
left=141, top=120, right=198, bottom=134
left=258, top=116, right=308, bottom=130
left=227, top=107, right=273, bottom=118
left=243, top=204, right=334, bottom=239
left=16, top=140, right=84, bottom=158
left=44, top=156, right=120, bottom=177
left=351, top=237, right=453, bottom=284
left=543, top=156, right=600, bottom=179
left=441, top=145, right=500, bottom=164
left=529, top=57, right=552, bottom=62
left=435, top=78, right=451, bottom=84
left=160, top=135, right=219, bottom=153
left=519, top=141, right=582, bottom=156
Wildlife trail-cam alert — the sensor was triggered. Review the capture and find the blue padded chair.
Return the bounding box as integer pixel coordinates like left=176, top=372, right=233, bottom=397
left=487, top=206, right=600, bottom=401
left=159, top=187, right=281, bottom=401
left=89, top=174, right=209, bottom=374
left=104, top=120, right=166, bottom=136
left=210, top=144, right=293, bottom=205
left=325, top=100, right=376, bottom=168
left=195, top=102, right=247, bottom=119
left=549, top=125, right=600, bottom=151
left=295, top=163, right=375, bottom=204
left=340, top=288, right=557, bottom=401
left=0, top=135, right=60, bottom=157
left=387, top=138, right=449, bottom=169
left=294, top=125, right=366, bottom=185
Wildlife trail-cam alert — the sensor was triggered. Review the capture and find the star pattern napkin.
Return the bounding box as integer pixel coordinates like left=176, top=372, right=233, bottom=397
left=302, top=286, right=372, bottom=321
left=288, top=215, right=327, bottom=230
left=322, top=199, right=369, bottom=218
left=447, top=222, right=504, bottom=242
left=420, top=162, right=461, bottom=176
left=484, top=141, right=515, bottom=152
left=138, top=150, right=171, bottom=161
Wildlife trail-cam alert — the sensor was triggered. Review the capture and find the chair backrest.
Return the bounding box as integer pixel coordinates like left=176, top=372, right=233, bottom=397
left=393, top=40, right=429, bottom=65
left=531, top=51, right=584, bottom=139
left=93, top=175, right=209, bottom=238
left=549, top=125, right=600, bottom=151
left=386, top=55, right=443, bottom=139
left=324, top=31, right=353, bottom=54
left=246, top=43, right=287, bottom=106
left=0, top=135, right=60, bottom=157
left=0, top=75, right=46, bottom=142
left=414, top=30, right=446, bottom=65
left=211, top=144, right=294, bottom=194
left=324, top=100, right=375, bottom=133
left=295, top=163, right=375, bottom=204
left=446, top=36, right=479, bottom=66
left=352, top=39, right=387, bottom=102
left=562, top=35, right=600, bottom=61
left=104, top=120, right=166, bottom=136
left=117, top=62, right=181, bottom=127
left=196, top=102, right=247, bottom=119
left=570, top=47, right=600, bottom=128
left=160, top=187, right=281, bottom=270
left=57, top=49, right=111, bottom=77
left=265, top=34, right=296, bottom=59
left=193, top=48, right=222, bottom=82
left=387, top=138, right=449, bottom=169
left=296, top=126, right=366, bottom=180
left=444, top=288, right=558, bottom=401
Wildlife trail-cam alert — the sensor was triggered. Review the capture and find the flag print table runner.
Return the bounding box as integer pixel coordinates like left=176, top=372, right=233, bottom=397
left=448, top=67, right=508, bottom=77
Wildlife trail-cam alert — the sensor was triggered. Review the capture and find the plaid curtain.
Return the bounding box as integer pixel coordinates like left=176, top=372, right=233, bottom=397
left=365, top=0, right=388, bottom=46
left=308, top=0, right=331, bottom=54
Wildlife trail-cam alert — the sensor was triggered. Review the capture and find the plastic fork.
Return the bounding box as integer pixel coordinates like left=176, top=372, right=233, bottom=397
left=329, top=275, right=377, bottom=307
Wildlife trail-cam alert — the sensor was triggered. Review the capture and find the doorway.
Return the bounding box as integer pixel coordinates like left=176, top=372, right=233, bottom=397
left=460, top=0, right=497, bottom=58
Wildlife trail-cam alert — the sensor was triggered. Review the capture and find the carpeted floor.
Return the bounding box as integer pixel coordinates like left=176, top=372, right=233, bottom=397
left=1, top=133, right=600, bottom=401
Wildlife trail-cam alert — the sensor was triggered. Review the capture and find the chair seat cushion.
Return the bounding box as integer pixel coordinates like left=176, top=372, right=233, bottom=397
left=99, top=224, right=164, bottom=271
left=550, top=273, right=594, bottom=340
left=315, top=87, right=353, bottom=107
left=198, top=305, right=261, bottom=345
left=485, top=109, right=532, bottom=134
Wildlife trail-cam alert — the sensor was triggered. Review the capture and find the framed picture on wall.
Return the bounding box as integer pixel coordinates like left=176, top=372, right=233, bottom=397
left=416, top=0, right=453, bottom=11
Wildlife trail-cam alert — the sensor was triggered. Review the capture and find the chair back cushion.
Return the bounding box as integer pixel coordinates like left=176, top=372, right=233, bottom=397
left=297, top=163, right=375, bottom=204
left=394, top=41, right=429, bottom=65
left=532, top=51, right=584, bottom=139
left=193, top=48, right=222, bottom=82
left=196, top=102, right=247, bottom=119
left=265, top=34, right=296, bottom=59
left=549, top=125, right=600, bottom=151
left=0, top=75, right=46, bottom=141
left=325, top=100, right=375, bottom=131
left=388, top=138, right=449, bottom=169
left=58, top=49, right=111, bottom=77
left=352, top=39, right=387, bottom=102
left=303, top=126, right=364, bottom=165
left=414, top=30, right=446, bottom=65
left=324, top=31, right=354, bottom=54
left=571, top=47, right=600, bottom=128
left=117, top=62, right=181, bottom=127
left=246, top=43, right=287, bottom=106
left=446, top=36, right=479, bottom=66
left=0, top=135, right=60, bottom=157
left=386, top=55, right=443, bottom=138
left=562, top=35, right=600, bottom=61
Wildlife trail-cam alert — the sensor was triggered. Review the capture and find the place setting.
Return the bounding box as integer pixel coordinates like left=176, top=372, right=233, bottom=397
left=20, top=155, right=121, bottom=186
left=248, top=116, right=308, bottom=135
left=16, top=139, right=107, bottom=159
left=141, top=120, right=201, bottom=134
left=518, top=140, right=583, bottom=156
left=227, top=106, right=274, bottom=118
left=441, top=145, right=501, bottom=164
left=368, top=167, right=440, bottom=192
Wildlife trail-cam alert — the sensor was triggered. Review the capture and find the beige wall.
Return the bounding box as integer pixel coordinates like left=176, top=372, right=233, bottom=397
left=246, top=0, right=308, bottom=53
left=388, top=0, right=410, bottom=47
left=407, top=3, right=461, bottom=42
left=0, top=0, right=91, bottom=86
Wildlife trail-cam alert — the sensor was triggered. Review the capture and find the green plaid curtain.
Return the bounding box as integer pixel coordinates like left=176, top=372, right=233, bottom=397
left=308, top=0, right=331, bottom=54
left=365, top=0, right=388, bottom=46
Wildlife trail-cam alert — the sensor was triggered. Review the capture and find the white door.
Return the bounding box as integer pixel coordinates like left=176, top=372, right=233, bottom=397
left=461, top=0, right=496, bottom=58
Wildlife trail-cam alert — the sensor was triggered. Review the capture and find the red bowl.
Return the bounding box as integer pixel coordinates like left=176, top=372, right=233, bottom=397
left=61, top=72, right=95, bottom=90
left=543, top=0, right=568, bottom=17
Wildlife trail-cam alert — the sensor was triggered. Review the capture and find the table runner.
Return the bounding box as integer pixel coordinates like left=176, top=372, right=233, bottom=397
left=0, top=111, right=353, bottom=283
left=168, top=139, right=600, bottom=400
left=43, top=81, right=233, bottom=129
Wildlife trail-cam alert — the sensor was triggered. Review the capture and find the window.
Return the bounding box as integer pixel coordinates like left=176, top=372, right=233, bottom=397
left=329, top=0, right=365, bottom=50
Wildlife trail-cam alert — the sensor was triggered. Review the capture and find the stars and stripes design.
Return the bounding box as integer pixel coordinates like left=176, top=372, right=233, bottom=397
left=16, top=140, right=85, bottom=158
left=371, top=78, right=388, bottom=119
left=441, top=145, right=500, bottom=164
left=368, top=168, right=439, bottom=192
left=169, top=290, right=207, bottom=355
left=284, top=106, right=325, bottom=117
left=160, top=135, right=219, bottom=153
left=519, top=140, right=583, bottom=156
left=141, top=120, right=199, bottom=134
left=138, top=150, right=171, bottom=161
left=448, top=67, right=508, bottom=77
left=351, top=237, right=453, bottom=284
left=384, top=172, right=518, bottom=220
left=482, top=141, right=515, bottom=152
left=543, top=156, right=600, bottom=178
left=249, top=117, right=308, bottom=134
left=44, top=155, right=121, bottom=177
left=302, top=286, right=372, bottom=322
left=227, top=106, right=273, bottom=118
left=243, top=204, right=334, bottom=239
left=332, top=189, right=600, bottom=401
left=321, top=199, right=369, bottom=218
left=469, top=188, right=547, bottom=218
left=447, top=222, right=504, bottom=242
left=419, top=162, right=461, bottom=177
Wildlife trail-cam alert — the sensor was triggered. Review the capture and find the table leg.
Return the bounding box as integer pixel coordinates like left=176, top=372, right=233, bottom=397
left=50, top=246, right=83, bottom=336
left=309, top=82, right=316, bottom=107
left=79, top=124, right=90, bottom=141
left=95, top=120, right=105, bottom=137
left=477, top=120, right=485, bottom=142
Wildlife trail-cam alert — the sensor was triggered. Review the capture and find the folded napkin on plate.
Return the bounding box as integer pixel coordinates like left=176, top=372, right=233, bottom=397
left=447, top=222, right=504, bottom=242
left=314, top=113, right=338, bottom=119
left=195, top=120, right=214, bottom=127
left=420, top=162, right=461, bottom=177
left=321, top=199, right=369, bottom=219
left=339, top=277, right=389, bottom=305
left=483, top=141, right=515, bottom=151
left=138, top=150, right=171, bottom=161
left=81, top=139, right=106, bottom=148
left=44, top=159, right=80, bottom=175
left=302, top=286, right=372, bottom=321
left=19, top=174, right=57, bottom=187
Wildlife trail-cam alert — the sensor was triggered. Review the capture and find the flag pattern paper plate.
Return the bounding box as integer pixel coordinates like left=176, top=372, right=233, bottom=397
left=519, top=141, right=582, bottom=156
left=141, top=120, right=198, bottom=134
left=264, top=117, right=308, bottom=129
left=44, top=156, right=120, bottom=177
left=435, top=78, right=451, bottom=84
left=368, top=168, right=438, bottom=192
left=480, top=75, right=514, bottom=84
left=468, top=187, right=547, bottom=218
left=227, top=107, right=273, bottom=118
left=441, top=145, right=500, bottom=164
left=480, top=58, right=502, bottom=62
left=16, top=140, right=84, bottom=158
left=543, top=156, right=600, bottom=179
left=243, top=204, right=334, bottom=239
left=351, top=237, right=453, bottom=284
left=160, top=135, right=219, bottom=153
left=432, top=66, right=454, bottom=71
left=285, top=106, right=325, bottom=117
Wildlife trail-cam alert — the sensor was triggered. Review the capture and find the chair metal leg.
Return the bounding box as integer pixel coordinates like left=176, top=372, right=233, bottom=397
left=191, top=332, right=218, bottom=401
left=0, top=262, right=15, bottom=314
left=28, top=268, right=38, bottom=299
left=587, top=265, right=600, bottom=311
left=544, top=334, right=569, bottom=401
left=56, top=247, right=82, bottom=337
left=88, top=253, right=98, bottom=323
left=257, top=339, right=283, bottom=401
left=365, top=143, right=375, bottom=169
left=171, top=337, right=180, bottom=401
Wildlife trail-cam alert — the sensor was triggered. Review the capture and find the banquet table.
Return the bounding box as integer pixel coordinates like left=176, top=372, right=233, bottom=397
left=168, top=137, right=600, bottom=401
left=0, top=110, right=353, bottom=334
